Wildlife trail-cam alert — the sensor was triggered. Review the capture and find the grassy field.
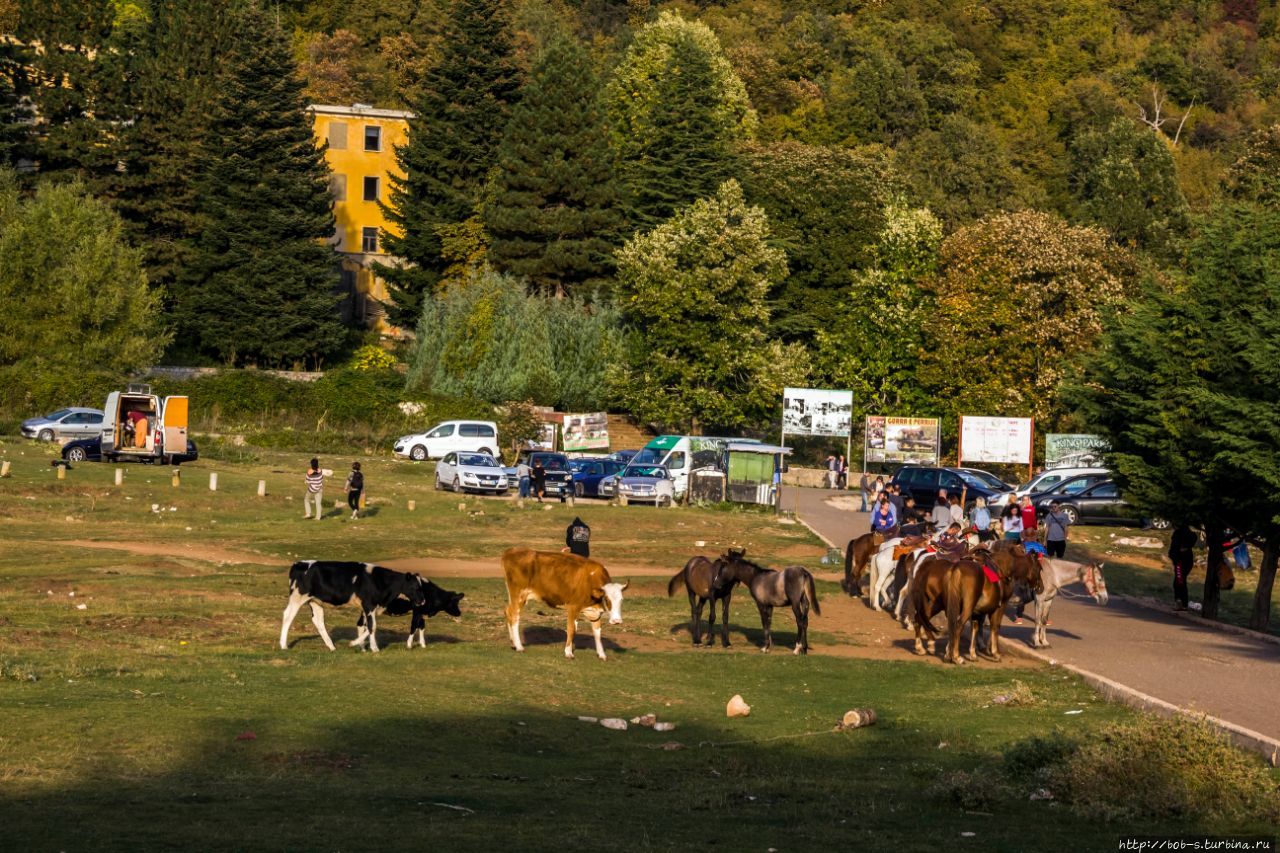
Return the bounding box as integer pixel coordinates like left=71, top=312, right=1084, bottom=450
left=1, top=437, right=1275, bottom=850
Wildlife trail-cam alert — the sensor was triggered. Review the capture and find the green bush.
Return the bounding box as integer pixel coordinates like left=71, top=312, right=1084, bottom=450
left=151, top=371, right=296, bottom=424
left=305, top=368, right=404, bottom=427
left=0, top=364, right=125, bottom=416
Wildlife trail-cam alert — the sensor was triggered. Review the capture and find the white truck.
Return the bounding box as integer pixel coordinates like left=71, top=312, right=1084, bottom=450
left=99, top=384, right=190, bottom=464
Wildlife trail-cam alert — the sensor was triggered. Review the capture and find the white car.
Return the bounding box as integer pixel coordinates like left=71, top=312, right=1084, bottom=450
left=434, top=451, right=509, bottom=494
left=394, top=420, right=500, bottom=461
left=1015, top=467, right=1110, bottom=500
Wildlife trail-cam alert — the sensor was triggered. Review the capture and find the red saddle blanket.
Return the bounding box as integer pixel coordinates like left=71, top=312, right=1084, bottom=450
left=982, top=564, right=1000, bottom=584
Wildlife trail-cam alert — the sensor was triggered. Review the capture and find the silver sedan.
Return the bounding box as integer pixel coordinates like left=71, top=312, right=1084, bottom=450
left=21, top=408, right=105, bottom=442
left=434, top=451, right=510, bottom=494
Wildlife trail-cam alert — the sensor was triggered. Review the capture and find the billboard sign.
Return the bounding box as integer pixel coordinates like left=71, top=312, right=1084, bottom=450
left=562, top=412, right=609, bottom=451
left=782, top=387, right=853, bottom=437
left=1045, top=433, right=1109, bottom=468
left=864, top=416, right=940, bottom=465
left=959, top=416, right=1034, bottom=465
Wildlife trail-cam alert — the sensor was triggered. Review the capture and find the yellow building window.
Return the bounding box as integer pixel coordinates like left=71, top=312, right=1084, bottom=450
left=362, top=227, right=379, bottom=253
left=364, top=125, right=381, bottom=152
left=330, top=174, right=347, bottom=201
left=363, top=176, right=379, bottom=202
left=329, top=121, right=348, bottom=150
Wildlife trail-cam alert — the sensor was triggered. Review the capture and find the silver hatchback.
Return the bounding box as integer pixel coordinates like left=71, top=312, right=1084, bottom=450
left=21, top=408, right=105, bottom=442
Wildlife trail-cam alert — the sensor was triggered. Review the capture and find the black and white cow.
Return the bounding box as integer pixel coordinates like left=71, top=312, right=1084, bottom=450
left=352, top=578, right=465, bottom=649
left=280, top=561, right=426, bottom=652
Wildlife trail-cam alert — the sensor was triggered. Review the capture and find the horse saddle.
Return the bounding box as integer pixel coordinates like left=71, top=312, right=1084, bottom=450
left=891, top=536, right=928, bottom=560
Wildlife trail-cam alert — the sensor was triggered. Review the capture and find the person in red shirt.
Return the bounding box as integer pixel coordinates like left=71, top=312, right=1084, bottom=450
left=1019, top=495, right=1038, bottom=541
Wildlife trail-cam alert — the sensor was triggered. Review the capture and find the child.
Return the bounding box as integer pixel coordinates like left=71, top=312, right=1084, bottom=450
left=345, top=462, right=364, bottom=520
left=304, top=458, right=324, bottom=521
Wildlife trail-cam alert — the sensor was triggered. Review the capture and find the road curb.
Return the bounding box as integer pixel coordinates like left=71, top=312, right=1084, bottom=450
left=1111, top=593, right=1280, bottom=646
left=1003, top=641, right=1280, bottom=766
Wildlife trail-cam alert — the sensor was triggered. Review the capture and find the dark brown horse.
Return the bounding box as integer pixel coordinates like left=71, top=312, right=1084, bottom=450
left=841, top=531, right=883, bottom=597
left=719, top=554, right=821, bottom=654
left=910, top=555, right=962, bottom=655
left=668, top=554, right=738, bottom=647
left=941, top=547, right=1042, bottom=664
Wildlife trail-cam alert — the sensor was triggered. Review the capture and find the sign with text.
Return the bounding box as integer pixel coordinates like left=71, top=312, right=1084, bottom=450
left=562, top=412, right=609, bottom=451
left=959, top=416, right=1034, bottom=464
left=864, top=416, right=940, bottom=465
left=782, top=388, right=853, bottom=437
left=1045, top=433, right=1109, bottom=468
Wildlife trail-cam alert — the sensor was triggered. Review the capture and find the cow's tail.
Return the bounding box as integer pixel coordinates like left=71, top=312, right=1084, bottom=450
left=805, top=569, right=821, bottom=616
left=667, top=561, right=692, bottom=598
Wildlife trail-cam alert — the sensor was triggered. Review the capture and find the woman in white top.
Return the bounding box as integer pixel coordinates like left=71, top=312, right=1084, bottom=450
left=1001, top=503, right=1023, bottom=541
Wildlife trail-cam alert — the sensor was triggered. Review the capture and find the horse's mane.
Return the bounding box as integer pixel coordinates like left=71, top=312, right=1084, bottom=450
left=724, top=554, right=773, bottom=573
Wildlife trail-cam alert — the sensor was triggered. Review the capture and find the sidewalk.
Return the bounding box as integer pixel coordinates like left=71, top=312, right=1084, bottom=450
left=784, top=486, right=1280, bottom=751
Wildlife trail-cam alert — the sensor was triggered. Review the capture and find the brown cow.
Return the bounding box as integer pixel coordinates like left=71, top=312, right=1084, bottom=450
left=501, top=547, right=629, bottom=661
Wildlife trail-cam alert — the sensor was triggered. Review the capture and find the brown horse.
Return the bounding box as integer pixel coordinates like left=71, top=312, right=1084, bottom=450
left=841, top=531, right=883, bottom=597
left=910, top=555, right=966, bottom=655
left=668, top=554, right=738, bottom=647
left=941, top=547, right=1042, bottom=664
left=719, top=554, right=821, bottom=655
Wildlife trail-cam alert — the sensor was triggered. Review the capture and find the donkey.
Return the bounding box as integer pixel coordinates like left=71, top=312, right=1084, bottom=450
left=668, top=554, right=739, bottom=647
left=719, top=553, right=821, bottom=655
left=841, top=531, right=883, bottom=597
left=1028, top=558, right=1107, bottom=648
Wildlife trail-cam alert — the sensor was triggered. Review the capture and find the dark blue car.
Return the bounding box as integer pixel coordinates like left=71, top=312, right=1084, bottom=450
left=569, top=457, right=627, bottom=498
left=62, top=435, right=198, bottom=465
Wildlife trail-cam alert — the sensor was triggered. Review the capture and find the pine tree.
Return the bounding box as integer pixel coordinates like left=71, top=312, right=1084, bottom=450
left=15, top=0, right=117, bottom=181
left=380, top=0, right=521, bottom=327
left=484, top=35, right=623, bottom=297
left=603, top=11, right=756, bottom=230
left=179, top=4, right=346, bottom=367
left=0, top=6, right=33, bottom=169
left=111, top=0, right=238, bottom=297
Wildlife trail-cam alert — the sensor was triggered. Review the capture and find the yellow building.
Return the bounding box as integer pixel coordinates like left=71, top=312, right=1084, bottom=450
left=309, top=103, right=413, bottom=334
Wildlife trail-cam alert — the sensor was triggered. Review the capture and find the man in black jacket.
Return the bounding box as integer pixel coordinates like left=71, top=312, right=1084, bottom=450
left=1168, top=523, right=1198, bottom=611
left=565, top=517, right=590, bottom=558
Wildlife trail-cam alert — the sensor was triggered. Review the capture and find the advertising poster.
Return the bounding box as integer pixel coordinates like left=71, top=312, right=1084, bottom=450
left=864, top=416, right=940, bottom=465
left=959, top=416, right=1034, bottom=464
left=1045, top=433, right=1109, bottom=468
left=782, top=388, right=854, bottom=437
left=562, top=412, right=609, bottom=451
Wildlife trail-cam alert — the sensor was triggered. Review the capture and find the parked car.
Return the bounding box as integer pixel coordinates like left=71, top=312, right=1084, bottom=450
left=1025, top=472, right=1112, bottom=505
left=609, top=449, right=640, bottom=465
left=889, top=465, right=1014, bottom=510
left=394, top=420, right=500, bottom=461
left=1032, top=478, right=1169, bottom=529
left=100, top=387, right=189, bottom=465
left=614, top=463, right=676, bottom=506
left=516, top=450, right=573, bottom=498
left=22, top=408, right=105, bottom=442
left=1015, top=467, right=1110, bottom=501
left=62, top=435, right=198, bottom=465
left=569, top=457, right=627, bottom=498
left=434, top=451, right=509, bottom=494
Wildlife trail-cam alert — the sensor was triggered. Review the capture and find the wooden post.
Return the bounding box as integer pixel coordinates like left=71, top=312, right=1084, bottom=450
left=0, top=460, right=9, bottom=478
left=57, top=464, right=66, bottom=480
left=407, top=500, right=416, bottom=512
left=115, top=468, right=124, bottom=486
left=359, top=492, right=367, bottom=509
left=208, top=472, right=217, bottom=491
left=257, top=480, right=266, bottom=497
left=171, top=469, right=181, bottom=488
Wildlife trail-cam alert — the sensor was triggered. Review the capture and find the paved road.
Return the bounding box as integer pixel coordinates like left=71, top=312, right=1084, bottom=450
left=783, top=487, right=1280, bottom=743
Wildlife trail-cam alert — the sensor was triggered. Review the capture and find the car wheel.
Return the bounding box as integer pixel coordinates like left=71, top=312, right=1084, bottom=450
left=410, top=445, right=427, bottom=461
left=1149, top=517, right=1172, bottom=531
left=452, top=476, right=461, bottom=492
left=658, top=494, right=673, bottom=508
left=66, top=447, right=87, bottom=463
left=434, top=475, right=443, bottom=491
left=38, top=429, right=54, bottom=442
left=575, top=482, right=584, bottom=497
left=1061, top=505, right=1080, bottom=525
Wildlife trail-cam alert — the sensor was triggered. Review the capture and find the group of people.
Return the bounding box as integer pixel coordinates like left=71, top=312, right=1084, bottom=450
left=824, top=454, right=849, bottom=490
left=303, top=458, right=364, bottom=520
left=515, top=459, right=562, bottom=502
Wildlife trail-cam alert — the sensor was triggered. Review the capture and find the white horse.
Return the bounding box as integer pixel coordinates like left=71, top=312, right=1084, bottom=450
left=1029, top=558, right=1108, bottom=648
left=866, top=538, right=903, bottom=611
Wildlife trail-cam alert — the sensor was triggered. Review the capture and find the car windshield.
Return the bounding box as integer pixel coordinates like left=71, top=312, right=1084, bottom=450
left=458, top=454, right=497, bottom=467
left=534, top=455, right=568, bottom=471
left=631, top=448, right=665, bottom=465
left=624, top=465, right=666, bottom=478
left=959, top=470, right=1006, bottom=489
left=44, top=409, right=72, bottom=420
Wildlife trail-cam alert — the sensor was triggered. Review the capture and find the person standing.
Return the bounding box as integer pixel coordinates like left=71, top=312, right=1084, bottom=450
left=971, top=497, right=993, bottom=542
left=859, top=471, right=872, bottom=512
left=1020, top=495, right=1038, bottom=541
left=344, top=462, right=364, bottom=520
left=1044, top=501, right=1071, bottom=558
left=1002, top=503, right=1023, bottom=541
left=1168, top=523, right=1197, bottom=611
left=825, top=454, right=839, bottom=489
left=565, top=516, right=591, bottom=558
left=930, top=489, right=951, bottom=532
left=531, top=459, right=547, bottom=503
left=304, top=458, right=324, bottom=521
left=837, top=455, right=848, bottom=490
left=516, top=459, right=532, bottom=499
left=948, top=495, right=964, bottom=527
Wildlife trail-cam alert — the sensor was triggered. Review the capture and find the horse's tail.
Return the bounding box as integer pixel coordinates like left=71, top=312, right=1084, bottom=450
left=944, top=565, right=966, bottom=634
left=805, top=569, right=821, bottom=616
left=667, top=565, right=689, bottom=598
left=842, top=540, right=858, bottom=596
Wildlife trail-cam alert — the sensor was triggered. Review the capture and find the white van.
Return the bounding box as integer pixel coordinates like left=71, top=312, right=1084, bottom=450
left=100, top=385, right=189, bottom=464
left=394, top=420, right=500, bottom=461
left=627, top=435, right=759, bottom=499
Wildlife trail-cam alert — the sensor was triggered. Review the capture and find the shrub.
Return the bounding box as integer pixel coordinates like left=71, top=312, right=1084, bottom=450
left=347, top=344, right=396, bottom=371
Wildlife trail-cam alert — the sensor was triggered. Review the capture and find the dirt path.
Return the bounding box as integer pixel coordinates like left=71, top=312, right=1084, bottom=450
left=784, top=486, right=1280, bottom=741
